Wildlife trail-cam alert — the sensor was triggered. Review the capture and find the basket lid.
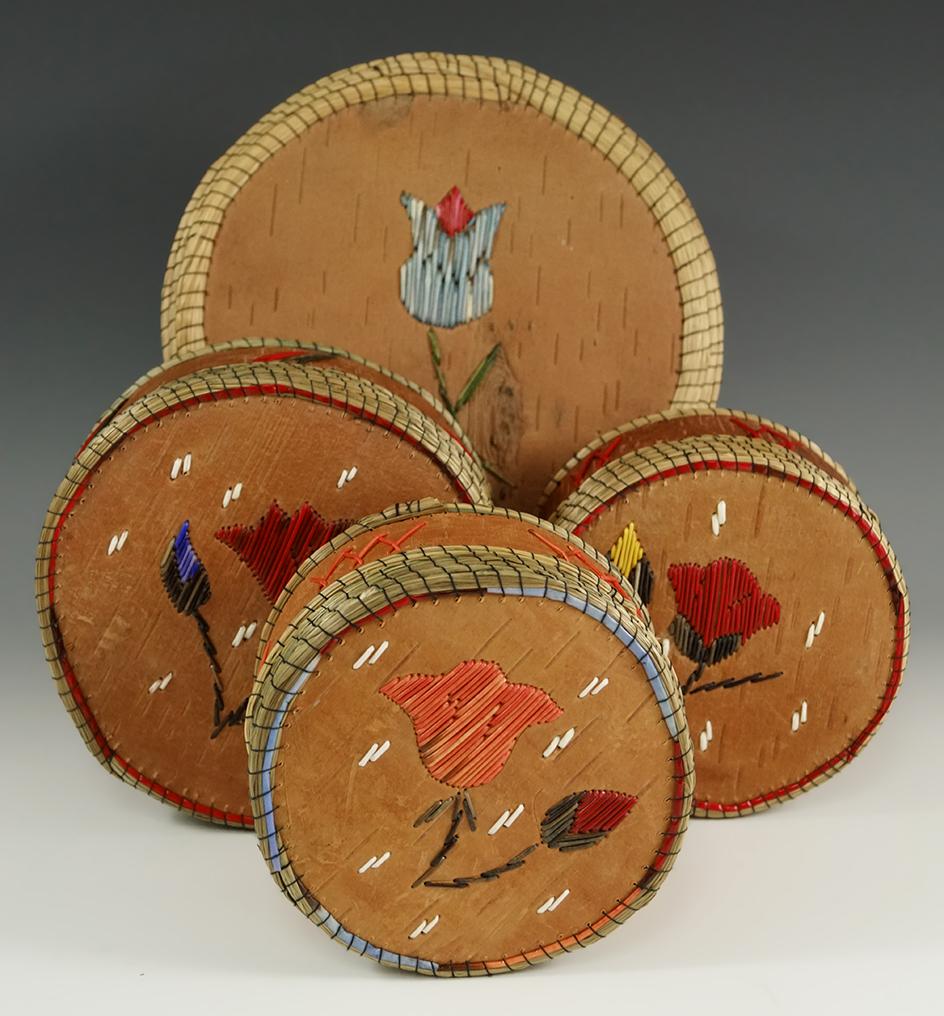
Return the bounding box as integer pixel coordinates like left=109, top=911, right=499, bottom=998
left=164, top=52, right=721, bottom=510
left=87, top=337, right=474, bottom=456
left=254, top=497, right=649, bottom=708
left=541, top=404, right=854, bottom=515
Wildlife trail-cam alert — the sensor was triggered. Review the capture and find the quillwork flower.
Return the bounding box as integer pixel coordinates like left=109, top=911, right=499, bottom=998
left=160, top=520, right=210, bottom=615
left=608, top=520, right=655, bottom=605
left=160, top=520, right=218, bottom=677
left=159, top=520, right=240, bottom=734
left=399, top=186, right=505, bottom=328
left=216, top=501, right=352, bottom=603
left=667, top=557, right=780, bottom=667
left=380, top=660, right=562, bottom=789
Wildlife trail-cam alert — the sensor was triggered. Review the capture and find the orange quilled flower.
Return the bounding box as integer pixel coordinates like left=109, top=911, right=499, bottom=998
left=380, top=660, right=563, bottom=789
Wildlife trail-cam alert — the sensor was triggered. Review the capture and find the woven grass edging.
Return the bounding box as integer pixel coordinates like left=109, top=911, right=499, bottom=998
left=540, top=404, right=854, bottom=511
left=161, top=58, right=394, bottom=336
left=86, top=336, right=476, bottom=459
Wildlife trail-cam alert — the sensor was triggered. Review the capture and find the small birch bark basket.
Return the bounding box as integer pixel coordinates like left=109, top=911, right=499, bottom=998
left=249, top=543, right=691, bottom=975
left=161, top=52, right=722, bottom=511
left=35, top=360, right=489, bottom=826
left=550, top=431, right=909, bottom=817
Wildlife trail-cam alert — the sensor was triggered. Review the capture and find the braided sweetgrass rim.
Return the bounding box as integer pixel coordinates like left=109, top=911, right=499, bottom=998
left=249, top=497, right=651, bottom=728
left=248, top=544, right=692, bottom=976
left=550, top=433, right=910, bottom=818
left=35, top=360, right=489, bottom=825
left=85, top=336, right=475, bottom=459
left=162, top=51, right=722, bottom=410
left=539, top=404, right=855, bottom=511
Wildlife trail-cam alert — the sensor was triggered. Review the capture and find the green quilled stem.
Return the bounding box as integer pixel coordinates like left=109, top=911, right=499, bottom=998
left=425, top=329, right=502, bottom=415
left=425, top=329, right=513, bottom=487
left=454, top=343, right=501, bottom=412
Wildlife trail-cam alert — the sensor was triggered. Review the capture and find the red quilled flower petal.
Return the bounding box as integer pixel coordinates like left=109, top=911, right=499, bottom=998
left=540, top=788, right=638, bottom=850
left=667, top=557, right=780, bottom=646
left=216, top=501, right=352, bottom=603
left=569, top=789, right=638, bottom=835
left=434, top=185, right=475, bottom=237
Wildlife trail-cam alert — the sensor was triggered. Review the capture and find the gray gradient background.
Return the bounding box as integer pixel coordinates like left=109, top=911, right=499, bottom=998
left=1, top=3, right=940, bottom=1013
